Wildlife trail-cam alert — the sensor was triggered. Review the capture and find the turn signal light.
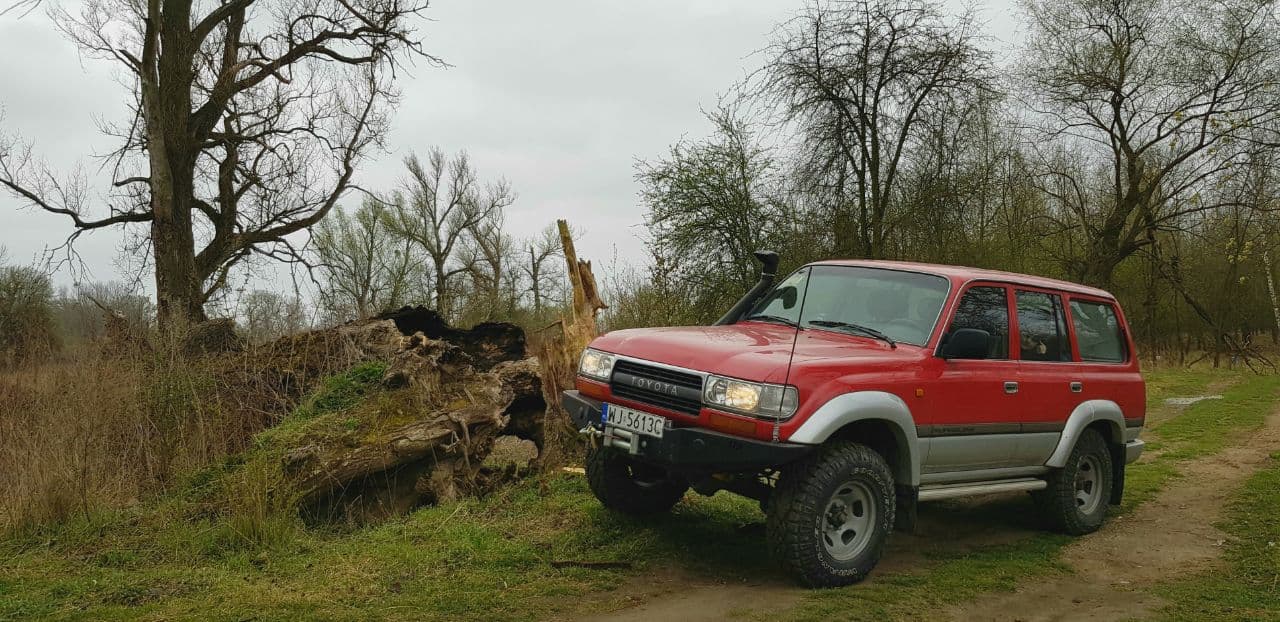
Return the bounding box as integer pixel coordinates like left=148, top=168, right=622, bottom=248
left=708, top=411, right=757, bottom=436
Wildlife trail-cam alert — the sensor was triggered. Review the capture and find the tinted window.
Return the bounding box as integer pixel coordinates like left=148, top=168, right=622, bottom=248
left=1070, top=300, right=1127, bottom=362
left=947, top=286, right=1009, bottom=359
left=1016, top=291, right=1072, bottom=362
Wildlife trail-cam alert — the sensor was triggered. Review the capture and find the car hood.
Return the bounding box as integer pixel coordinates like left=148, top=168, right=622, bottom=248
left=589, top=322, right=919, bottom=384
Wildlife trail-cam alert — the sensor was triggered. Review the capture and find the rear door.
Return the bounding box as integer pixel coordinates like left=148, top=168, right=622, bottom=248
left=921, top=283, right=1022, bottom=474
left=1065, top=296, right=1145, bottom=426
left=1012, top=288, right=1080, bottom=466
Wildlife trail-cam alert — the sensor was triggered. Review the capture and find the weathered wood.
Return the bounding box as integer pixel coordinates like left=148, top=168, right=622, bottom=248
left=535, top=220, right=608, bottom=465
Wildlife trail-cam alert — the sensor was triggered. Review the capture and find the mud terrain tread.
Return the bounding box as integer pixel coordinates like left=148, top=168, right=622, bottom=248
left=1035, top=428, right=1113, bottom=535
left=766, top=442, right=895, bottom=588
left=585, top=447, right=687, bottom=515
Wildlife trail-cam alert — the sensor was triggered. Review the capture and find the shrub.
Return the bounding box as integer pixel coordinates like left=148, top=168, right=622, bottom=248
left=0, top=264, right=59, bottom=366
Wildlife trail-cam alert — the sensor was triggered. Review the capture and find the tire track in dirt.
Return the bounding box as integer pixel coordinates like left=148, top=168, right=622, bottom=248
left=942, top=405, right=1280, bottom=622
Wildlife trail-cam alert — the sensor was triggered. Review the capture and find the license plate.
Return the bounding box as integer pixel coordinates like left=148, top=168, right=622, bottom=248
left=603, top=403, right=666, bottom=438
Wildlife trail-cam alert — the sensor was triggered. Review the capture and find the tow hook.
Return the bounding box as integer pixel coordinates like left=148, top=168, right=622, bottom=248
left=580, top=424, right=643, bottom=455
left=579, top=426, right=603, bottom=448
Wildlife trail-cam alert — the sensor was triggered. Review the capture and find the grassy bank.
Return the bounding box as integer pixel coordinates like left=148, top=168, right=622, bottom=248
left=1, top=368, right=1277, bottom=621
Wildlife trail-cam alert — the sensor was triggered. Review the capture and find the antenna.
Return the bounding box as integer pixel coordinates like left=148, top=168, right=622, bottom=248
left=773, top=266, right=812, bottom=443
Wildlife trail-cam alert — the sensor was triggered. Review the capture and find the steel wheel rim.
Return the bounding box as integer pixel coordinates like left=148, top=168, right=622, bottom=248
left=820, top=480, right=876, bottom=561
left=1074, top=454, right=1103, bottom=515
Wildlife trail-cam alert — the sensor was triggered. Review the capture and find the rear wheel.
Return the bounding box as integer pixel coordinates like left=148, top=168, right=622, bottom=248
left=585, top=447, right=687, bottom=515
left=1035, top=428, right=1113, bottom=535
left=766, top=442, right=895, bottom=588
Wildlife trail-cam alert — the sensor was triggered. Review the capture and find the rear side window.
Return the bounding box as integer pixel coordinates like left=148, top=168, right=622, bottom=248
left=1069, top=300, right=1127, bottom=362
left=947, top=286, right=1009, bottom=359
left=1016, top=291, right=1072, bottom=362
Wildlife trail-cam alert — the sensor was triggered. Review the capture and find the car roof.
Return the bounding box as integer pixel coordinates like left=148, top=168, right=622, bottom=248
left=808, top=259, right=1116, bottom=300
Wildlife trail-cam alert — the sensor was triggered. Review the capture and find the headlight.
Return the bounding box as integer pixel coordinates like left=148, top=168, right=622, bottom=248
left=578, top=348, right=616, bottom=381
left=703, top=374, right=798, bottom=419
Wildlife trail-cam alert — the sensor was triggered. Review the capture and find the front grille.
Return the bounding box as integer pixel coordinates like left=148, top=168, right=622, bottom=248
left=610, top=359, right=703, bottom=415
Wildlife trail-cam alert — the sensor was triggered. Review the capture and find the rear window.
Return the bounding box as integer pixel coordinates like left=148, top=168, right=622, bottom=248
left=1069, top=300, right=1126, bottom=363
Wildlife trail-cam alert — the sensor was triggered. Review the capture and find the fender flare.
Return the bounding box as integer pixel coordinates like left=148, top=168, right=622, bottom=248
left=788, top=391, right=921, bottom=486
left=1045, top=399, right=1125, bottom=468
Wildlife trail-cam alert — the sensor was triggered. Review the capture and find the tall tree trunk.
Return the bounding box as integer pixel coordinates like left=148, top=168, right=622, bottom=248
left=152, top=208, right=205, bottom=327
left=1265, top=248, right=1280, bottom=345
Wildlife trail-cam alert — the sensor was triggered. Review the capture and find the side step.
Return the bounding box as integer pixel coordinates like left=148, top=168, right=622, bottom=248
left=918, top=477, right=1047, bottom=502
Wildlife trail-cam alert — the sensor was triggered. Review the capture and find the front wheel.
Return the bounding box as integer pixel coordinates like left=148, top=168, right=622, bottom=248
left=766, top=442, right=896, bottom=588
left=585, top=447, right=688, bottom=515
left=1034, top=428, right=1113, bottom=535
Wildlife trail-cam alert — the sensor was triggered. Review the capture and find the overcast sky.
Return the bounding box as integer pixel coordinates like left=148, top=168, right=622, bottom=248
left=0, top=0, right=1020, bottom=296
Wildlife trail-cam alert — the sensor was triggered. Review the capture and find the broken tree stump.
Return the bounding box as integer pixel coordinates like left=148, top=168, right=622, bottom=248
left=533, top=219, right=608, bottom=465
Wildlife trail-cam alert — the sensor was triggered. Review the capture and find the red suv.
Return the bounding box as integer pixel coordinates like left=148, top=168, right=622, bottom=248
left=562, top=255, right=1145, bottom=587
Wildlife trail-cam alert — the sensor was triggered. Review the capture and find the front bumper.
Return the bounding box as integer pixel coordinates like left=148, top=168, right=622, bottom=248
left=561, top=390, right=812, bottom=472
left=1124, top=439, right=1145, bottom=464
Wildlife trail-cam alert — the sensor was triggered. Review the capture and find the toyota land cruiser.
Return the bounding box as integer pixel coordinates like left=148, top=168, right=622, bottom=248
left=562, top=253, right=1145, bottom=587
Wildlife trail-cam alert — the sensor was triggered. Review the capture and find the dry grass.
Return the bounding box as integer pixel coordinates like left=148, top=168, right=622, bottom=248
left=0, top=348, right=218, bottom=531
left=0, top=328, right=365, bottom=533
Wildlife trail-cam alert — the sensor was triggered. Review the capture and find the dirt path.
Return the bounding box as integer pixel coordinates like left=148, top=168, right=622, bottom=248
left=943, top=406, right=1280, bottom=622
left=573, top=569, right=801, bottom=622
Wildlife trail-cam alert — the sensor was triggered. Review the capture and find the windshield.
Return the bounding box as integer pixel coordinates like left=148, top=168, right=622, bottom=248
left=743, top=265, right=950, bottom=346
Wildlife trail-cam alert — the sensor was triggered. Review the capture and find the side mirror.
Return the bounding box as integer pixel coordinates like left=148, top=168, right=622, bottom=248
left=940, top=328, right=991, bottom=360
left=779, top=286, right=797, bottom=309
left=759, top=285, right=798, bottom=310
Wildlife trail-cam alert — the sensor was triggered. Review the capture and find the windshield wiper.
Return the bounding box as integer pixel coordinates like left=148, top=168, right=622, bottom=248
left=808, top=320, right=897, bottom=348
left=743, top=313, right=799, bottom=328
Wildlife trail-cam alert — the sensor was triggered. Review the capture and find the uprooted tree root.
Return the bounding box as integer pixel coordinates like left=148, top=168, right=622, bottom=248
left=194, top=307, right=571, bottom=524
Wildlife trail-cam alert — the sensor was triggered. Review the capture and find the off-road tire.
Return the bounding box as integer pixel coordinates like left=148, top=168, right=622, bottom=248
left=1034, top=428, right=1113, bottom=535
left=585, top=447, right=687, bottom=515
left=766, top=442, right=896, bottom=588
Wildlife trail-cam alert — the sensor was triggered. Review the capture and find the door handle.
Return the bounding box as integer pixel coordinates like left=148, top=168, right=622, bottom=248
left=1004, top=381, right=1019, bottom=394
left=1070, top=381, right=1083, bottom=393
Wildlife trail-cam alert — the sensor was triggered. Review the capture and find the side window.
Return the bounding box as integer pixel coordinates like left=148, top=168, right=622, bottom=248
left=1069, top=300, right=1127, bottom=362
left=1016, top=291, right=1072, bottom=362
left=947, top=286, right=1009, bottom=359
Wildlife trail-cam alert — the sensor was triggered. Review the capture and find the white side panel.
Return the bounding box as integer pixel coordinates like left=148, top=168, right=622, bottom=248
left=1044, top=400, right=1125, bottom=467
left=788, top=391, right=921, bottom=485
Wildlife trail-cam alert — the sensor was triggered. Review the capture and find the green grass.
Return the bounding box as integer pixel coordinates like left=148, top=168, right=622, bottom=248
left=1155, top=451, right=1280, bottom=621
left=1123, top=372, right=1280, bottom=511
left=1, top=367, right=1276, bottom=621
left=0, top=477, right=771, bottom=621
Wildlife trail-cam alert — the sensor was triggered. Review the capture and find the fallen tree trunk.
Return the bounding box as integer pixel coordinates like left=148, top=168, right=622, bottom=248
left=227, top=307, right=548, bottom=523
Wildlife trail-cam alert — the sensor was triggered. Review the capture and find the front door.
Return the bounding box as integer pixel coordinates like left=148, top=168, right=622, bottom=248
left=921, top=283, right=1022, bottom=474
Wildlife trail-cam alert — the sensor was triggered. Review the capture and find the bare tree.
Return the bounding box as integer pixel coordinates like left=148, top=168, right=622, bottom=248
left=1020, top=0, right=1280, bottom=286
left=237, top=289, right=307, bottom=343
left=385, top=149, right=512, bottom=319
left=312, top=197, right=419, bottom=319
left=54, top=281, right=155, bottom=343
left=0, top=0, right=435, bottom=328
left=461, top=207, right=516, bottom=321
left=758, top=0, right=991, bottom=259
left=521, top=224, right=564, bottom=315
